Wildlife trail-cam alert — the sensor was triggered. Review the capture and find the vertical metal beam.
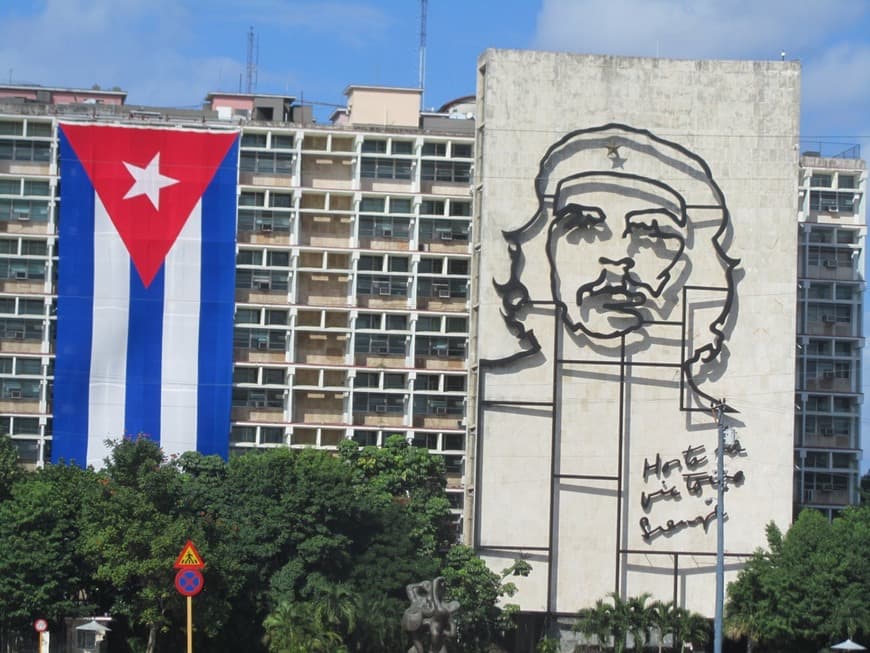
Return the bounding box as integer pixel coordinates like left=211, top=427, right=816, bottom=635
left=614, top=336, right=626, bottom=594
left=546, top=310, right=562, bottom=621
left=714, top=399, right=726, bottom=653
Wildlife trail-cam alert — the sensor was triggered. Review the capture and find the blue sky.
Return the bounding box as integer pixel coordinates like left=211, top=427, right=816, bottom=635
left=2, top=0, right=869, bottom=468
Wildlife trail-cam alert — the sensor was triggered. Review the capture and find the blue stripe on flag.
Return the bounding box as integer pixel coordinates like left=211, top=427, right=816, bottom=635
left=52, top=132, right=95, bottom=465
left=124, top=265, right=164, bottom=441
left=196, top=139, right=238, bottom=457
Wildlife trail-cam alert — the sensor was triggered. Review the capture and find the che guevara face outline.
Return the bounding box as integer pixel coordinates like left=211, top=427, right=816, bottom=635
left=544, top=172, right=689, bottom=339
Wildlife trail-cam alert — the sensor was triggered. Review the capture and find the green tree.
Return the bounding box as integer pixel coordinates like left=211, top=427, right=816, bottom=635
left=440, top=545, right=531, bottom=653
left=80, top=437, right=197, bottom=653
left=574, top=597, right=615, bottom=650
left=0, top=463, right=100, bottom=651
left=0, top=433, right=22, bottom=503
left=649, top=600, right=679, bottom=653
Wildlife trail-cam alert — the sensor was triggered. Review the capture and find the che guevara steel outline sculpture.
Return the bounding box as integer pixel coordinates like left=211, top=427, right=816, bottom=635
left=475, top=123, right=741, bottom=614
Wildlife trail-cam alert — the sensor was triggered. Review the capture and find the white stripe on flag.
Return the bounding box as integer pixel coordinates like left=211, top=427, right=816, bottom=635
left=88, top=194, right=130, bottom=468
left=160, top=202, right=202, bottom=457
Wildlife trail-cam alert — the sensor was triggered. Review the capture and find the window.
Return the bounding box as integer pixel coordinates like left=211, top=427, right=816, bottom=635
left=353, top=430, right=379, bottom=446
left=272, top=134, right=294, bottom=150
left=421, top=161, right=471, bottom=183
left=356, top=313, right=380, bottom=329
left=422, top=142, right=447, bottom=157
left=354, top=334, right=406, bottom=355
left=392, top=141, right=414, bottom=155
left=362, top=139, right=387, bottom=154
left=839, top=175, right=856, bottom=189
left=16, top=358, right=41, bottom=375
left=444, top=375, right=466, bottom=391
left=0, top=122, right=23, bottom=136
left=0, top=198, right=50, bottom=222
left=447, top=259, right=469, bottom=275
left=0, top=179, right=18, bottom=195
left=358, top=215, right=411, bottom=240
left=353, top=392, right=404, bottom=414
left=265, top=310, right=287, bottom=325
left=359, top=197, right=385, bottom=212
left=262, top=368, right=285, bottom=385
left=449, top=201, right=472, bottom=216
left=810, top=173, right=832, bottom=187
left=23, top=180, right=50, bottom=196
left=445, top=317, right=467, bottom=333
left=267, top=251, right=290, bottom=267
left=0, top=139, right=51, bottom=162
left=418, top=258, right=442, bottom=274
left=240, top=151, right=293, bottom=175
left=355, top=372, right=379, bottom=388
left=20, top=240, right=47, bottom=256
left=18, top=299, right=43, bottom=315
left=388, top=256, right=409, bottom=272
left=239, top=191, right=265, bottom=207
left=270, top=192, right=293, bottom=208
left=27, top=123, right=52, bottom=138
left=416, top=316, right=441, bottom=332
left=237, top=250, right=258, bottom=265
left=390, top=198, right=413, bottom=213
left=233, top=367, right=258, bottom=383
left=0, top=299, right=13, bottom=314
left=236, top=269, right=289, bottom=291
left=452, top=143, right=473, bottom=158
left=358, top=255, right=384, bottom=271
left=383, top=373, right=406, bottom=389
left=420, top=200, right=445, bottom=216
left=419, top=219, right=470, bottom=242
left=231, top=426, right=257, bottom=443
left=360, top=157, right=413, bottom=180
left=235, top=308, right=260, bottom=324
left=241, top=133, right=268, bottom=148
left=385, top=314, right=408, bottom=330
left=261, top=427, right=285, bottom=444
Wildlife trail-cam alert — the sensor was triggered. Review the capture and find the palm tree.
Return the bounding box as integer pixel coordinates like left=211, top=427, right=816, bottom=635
left=574, top=597, right=615, bottom=651
left=673, top=609, right=710, bottom=653
left=626, top=593, right=654, bottom=650
left=574, top=593, right=654, bottom=652
left=649, top=600, right=680, bottom=653
left=311, top=583, right=359, bottom=640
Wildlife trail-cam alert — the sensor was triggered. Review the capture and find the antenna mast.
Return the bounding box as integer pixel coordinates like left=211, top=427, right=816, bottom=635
left=418, top=0, right=428, bottom=105
left=245, top=26, right=258, bottom=94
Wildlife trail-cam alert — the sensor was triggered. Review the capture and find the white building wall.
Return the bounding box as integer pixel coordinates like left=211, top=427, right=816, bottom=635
left=469, top=50, right=799, bottom=616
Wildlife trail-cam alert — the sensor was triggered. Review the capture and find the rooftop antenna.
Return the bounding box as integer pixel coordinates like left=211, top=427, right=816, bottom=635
left=245, top=26, right=259, bottom=94
left=418, top=0, right=428, bottom=105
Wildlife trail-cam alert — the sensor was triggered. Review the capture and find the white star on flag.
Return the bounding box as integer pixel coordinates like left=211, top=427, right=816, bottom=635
left=123, top=152, right=179, bottom=210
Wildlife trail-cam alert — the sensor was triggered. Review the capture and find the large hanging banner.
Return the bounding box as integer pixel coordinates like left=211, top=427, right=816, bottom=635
left=53, top=123, right=239, bottom=467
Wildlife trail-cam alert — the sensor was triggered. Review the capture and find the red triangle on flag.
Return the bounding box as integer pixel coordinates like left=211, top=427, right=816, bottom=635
left=60, top=124, right=237, bottom=287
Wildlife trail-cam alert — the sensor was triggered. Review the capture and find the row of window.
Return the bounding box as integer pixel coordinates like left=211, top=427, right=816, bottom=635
left=361, top=139, right=472, bottom=159
left=232, top=366, right=466, bottom=392
left=0, top=121, right=52, bottom=138
left=238, top=193, right=472, bottom=218
left=801, top=394, right=858, bottom=413
left=0, top=139, right=51, bottom=163
left=234, top=308, right=468, bottom=333
left=0, top=179, right=51, bottom=196
left=0, top=198, right=50, bottom=222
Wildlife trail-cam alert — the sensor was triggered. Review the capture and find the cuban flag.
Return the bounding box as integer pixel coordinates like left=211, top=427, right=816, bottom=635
left=53, top=124, right=239, bottom=467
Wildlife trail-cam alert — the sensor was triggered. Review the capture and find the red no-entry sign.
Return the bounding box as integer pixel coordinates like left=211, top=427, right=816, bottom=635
left=174, top=568, right=204, bottom=596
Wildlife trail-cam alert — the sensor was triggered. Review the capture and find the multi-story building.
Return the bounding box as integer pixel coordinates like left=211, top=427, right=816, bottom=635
left=0, top=71, right=865, bottom=553
left=795, top=145, right=866, bottom=518
left=0, top=83, right=474, bottom=527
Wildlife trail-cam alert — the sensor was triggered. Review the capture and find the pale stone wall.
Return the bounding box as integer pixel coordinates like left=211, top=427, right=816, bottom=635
left=469, top=50, right=799, bottom=617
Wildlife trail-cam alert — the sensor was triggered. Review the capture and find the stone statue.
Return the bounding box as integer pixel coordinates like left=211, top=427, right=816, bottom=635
left=402, top=576, right=459, bottom=653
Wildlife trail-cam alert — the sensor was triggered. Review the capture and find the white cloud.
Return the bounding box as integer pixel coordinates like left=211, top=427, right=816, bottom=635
left=533, top=0, right=867, bottom=61
left=0, top=0, right=242, bottom=106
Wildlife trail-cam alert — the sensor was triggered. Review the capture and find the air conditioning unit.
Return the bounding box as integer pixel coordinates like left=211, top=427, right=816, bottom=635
left=256, top=281, right=271, bottom=290
left=15, top=213, right=30, bottom=222
left=823, top=259, right=838, bottom=268
left=256, top=341, right=268, bottom=350
left=378, top=286, right=391, bottom=296
left=435, top=349, right=448, bottom=358
left=8, top=390, right=21, bottom=399
left=828, top=207, right=839, bottom=213
left=258, top=223, right=273, bottom=232
left=374, top=404, right=388, bottom=413
left=14, top=271, right=27, bottom=280
left=380, top=229, right=393, bottom=238
left=822, top=315, right=837, bottom=324
left=822, top=370, right=835, bottom=380
left=11, top=331, right=23, bottom=340
left=434, top=406, right=448, bottom=415
left=437, top=288, right=451, bottom=298
left=251, top=400, right=266, bottom=408
left=821, top=427, right=834, bottom=436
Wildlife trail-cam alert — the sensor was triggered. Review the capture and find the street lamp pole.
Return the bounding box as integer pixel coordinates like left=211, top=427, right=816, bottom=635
left=713, top=398, right=727, bottom=653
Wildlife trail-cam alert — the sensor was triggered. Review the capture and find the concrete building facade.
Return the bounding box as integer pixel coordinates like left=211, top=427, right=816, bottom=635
left=0, top=83, right=474, bottom=527
left=468, top=50, right=801, bottom=619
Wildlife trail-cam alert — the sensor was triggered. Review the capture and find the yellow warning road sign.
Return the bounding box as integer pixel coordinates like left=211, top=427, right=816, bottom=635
left=174, top=540, right=205, bottom=569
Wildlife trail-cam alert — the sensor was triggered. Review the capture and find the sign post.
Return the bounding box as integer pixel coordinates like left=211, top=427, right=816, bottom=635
left=34, top=619, right=48, bottom=653
left=174, top=541, right=205, bottom=653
